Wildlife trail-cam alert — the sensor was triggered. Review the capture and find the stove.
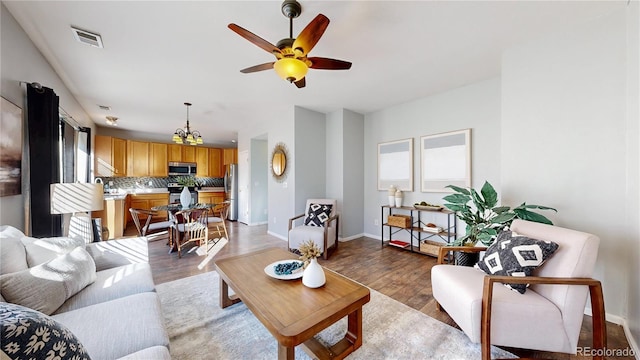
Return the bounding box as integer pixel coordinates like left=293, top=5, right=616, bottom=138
left=167, top=183, right=198, bottom=205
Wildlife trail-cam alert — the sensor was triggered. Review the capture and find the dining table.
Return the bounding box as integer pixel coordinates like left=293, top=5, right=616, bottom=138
left=151, top=203, right=219, bottom=253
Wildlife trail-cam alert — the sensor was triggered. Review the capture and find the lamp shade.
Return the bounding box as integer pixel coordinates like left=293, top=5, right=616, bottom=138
left=274, top=58, right=308, bottom=82
left=50, top=183, right=104, bottom=214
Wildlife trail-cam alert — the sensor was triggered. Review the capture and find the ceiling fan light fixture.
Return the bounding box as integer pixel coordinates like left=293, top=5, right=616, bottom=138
left=105, top=116, right=118, bottom=126
left=274, top=57, right=308, bottom=82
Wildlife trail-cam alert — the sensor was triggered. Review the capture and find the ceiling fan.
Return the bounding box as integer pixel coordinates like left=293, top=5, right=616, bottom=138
left=228, top=0, right=352, bottom=88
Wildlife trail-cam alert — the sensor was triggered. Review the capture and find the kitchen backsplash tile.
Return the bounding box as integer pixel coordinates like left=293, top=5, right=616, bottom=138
left=98, top=176, right=224, bottom=191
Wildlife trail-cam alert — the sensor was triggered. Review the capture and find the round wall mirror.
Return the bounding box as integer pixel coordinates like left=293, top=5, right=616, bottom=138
left=271, top=143, right=288, bottom=181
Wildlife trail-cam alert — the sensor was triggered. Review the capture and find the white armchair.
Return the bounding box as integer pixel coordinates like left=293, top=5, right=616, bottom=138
left=288, top=199, right=339, bottom=260
left=431, top=219, right=606, bottom=360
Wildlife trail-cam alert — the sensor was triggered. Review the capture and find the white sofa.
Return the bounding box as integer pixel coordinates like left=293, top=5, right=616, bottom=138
left=0, top=225, right=170, bottom=360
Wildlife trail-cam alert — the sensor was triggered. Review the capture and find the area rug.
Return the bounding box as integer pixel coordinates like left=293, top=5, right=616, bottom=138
left=156, top=271, right=515, bottom=359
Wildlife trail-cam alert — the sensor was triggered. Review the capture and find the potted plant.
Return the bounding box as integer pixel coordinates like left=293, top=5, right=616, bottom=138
left=443, top=181, right=557, bottom=265
left=176, top=176, right=201, bottom=188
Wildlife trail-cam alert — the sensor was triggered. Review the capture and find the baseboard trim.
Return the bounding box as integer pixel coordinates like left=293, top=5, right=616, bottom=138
left=339, top=233, right=365, bottom=241
left=363, top=232, right=381, bottom=240
left=623, top=321, right=640, bottom=360
left=248, top=221, right=268, bottom=226
left=267, top=230, right=287, bottom=241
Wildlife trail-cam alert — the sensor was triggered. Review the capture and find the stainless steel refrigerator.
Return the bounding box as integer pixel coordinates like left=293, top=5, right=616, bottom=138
left=224, top=164, right=238, bottom=221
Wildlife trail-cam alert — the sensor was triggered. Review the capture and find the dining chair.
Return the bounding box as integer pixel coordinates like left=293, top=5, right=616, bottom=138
left=129, top=208, right=172, bottom=238
left=207, top=201, right=230, bottom=241
left=171, top=208, right=209, bottom=258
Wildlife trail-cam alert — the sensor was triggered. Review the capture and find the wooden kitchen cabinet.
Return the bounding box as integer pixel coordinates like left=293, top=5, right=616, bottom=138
left=128, top=193, right=169, bottom=224
left=127, top=140, right=150, bottom=177
left=209, top=148, right=224, bottom=178
left=168, top=144, right=182, bottom=162
left=223, top=148, right=238, bottom=165
left=95, top=135, right=126, bottom=177
left=150, top=143, right=168, bottom=177
left=198, top=192, right=225, bottom=206
left=182, top=146, right=196, bottom=163
left=196, top=147, right=209, bottom=177
left=113, top=138, right=127, bottom=176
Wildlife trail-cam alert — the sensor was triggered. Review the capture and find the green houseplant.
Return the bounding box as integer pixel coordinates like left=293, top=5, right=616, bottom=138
left=176, top=176, right=201, bottom=188
left=443, top=181, right=557, bottom=247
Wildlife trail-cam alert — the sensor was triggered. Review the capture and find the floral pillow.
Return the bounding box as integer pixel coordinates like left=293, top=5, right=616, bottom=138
left=475, top=230, right=559, bottom=294
left=304, top=204, right=333, bottom=227
left=0, top=302, right=91, bottom=360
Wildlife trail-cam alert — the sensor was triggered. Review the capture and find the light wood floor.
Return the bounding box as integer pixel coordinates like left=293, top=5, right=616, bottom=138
left=125, top=220, right=634, bottom=359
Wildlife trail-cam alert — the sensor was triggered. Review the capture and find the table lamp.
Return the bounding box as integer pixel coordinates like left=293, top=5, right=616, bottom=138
left=50, top=182, right=104, bottom=243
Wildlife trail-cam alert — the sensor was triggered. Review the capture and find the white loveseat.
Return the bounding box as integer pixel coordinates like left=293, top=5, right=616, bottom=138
left=0, top=225, right=170, bottom=360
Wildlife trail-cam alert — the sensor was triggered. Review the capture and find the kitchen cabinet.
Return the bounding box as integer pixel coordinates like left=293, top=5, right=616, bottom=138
left=128, top=193, right=169, bottom=224
left=150, top=143, right=168, bottom=177
left=168, top=144, right=182, bottom=162
left=196, top=147, right=209, bottom=177
left=182, top=146, right=196, bottom=163
left=95, top=135, right=126, bottom=177
left=209, top=148, right=224, bottom=178
left=93, top=197, right=125, bottom=240
left=223, top=148, right=237, bottom=165
left=127, top=140, right=150, bottom=177
left=198, top=192, right=225, bottom=206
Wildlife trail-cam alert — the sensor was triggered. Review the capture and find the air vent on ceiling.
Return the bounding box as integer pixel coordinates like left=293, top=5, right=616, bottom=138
left=71, top=27, right=103, bottom=48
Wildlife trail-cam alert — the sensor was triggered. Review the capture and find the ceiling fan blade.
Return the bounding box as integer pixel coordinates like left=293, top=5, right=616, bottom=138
left=294, top=77, right=306, bottom=88
left=240, top=62, right=275, bottom=74
left=308, top=57, right=352, bottom=70
left=292, top=14, right=329, bottom=55
left=228, top=23, right=281, bottom=55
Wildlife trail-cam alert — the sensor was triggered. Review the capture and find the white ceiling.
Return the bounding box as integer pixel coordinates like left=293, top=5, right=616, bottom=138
left=4, top=1, right=624, bottom=146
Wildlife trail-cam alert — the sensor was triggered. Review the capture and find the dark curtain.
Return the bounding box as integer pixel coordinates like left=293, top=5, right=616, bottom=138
left=27, top=86, right=62, bottom=237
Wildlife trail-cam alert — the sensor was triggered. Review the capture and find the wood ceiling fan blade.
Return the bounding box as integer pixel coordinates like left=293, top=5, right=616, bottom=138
left=240, top=62, right=275, bottom=73
left=228, top=23, right=281, bottom=55
left=294, top=77, right=306, bottom=88
left=292, top=14, right=329, bottom=56
left=308, top=57, right=352, bottom=70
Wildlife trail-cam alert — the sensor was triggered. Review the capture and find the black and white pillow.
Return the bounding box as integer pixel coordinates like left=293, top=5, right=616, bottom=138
left=304, top=204, right=333, bottom=227
left=475, top=230, right=559, bottom=294
left=0, top=302, right=91, bottom=360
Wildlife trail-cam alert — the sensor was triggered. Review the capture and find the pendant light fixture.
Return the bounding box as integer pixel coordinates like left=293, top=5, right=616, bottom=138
left=172, top=102, right=203, bottom=145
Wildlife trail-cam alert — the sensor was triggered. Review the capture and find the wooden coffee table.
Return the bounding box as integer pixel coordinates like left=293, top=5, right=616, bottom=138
left=214, top=247, right=370, bottom=360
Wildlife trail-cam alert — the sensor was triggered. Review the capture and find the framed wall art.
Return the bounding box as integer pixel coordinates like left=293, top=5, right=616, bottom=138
left=420, top=129, right=471, bottom=192
left=377, top=138, right=413, bottom=191
left=0, top=97, right=23, bottom=197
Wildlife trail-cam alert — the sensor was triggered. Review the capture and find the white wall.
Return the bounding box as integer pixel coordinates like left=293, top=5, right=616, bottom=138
left=237, top=104, right=294, bottom=239
left=501, top=5, right=637, bottom=324
left=0, top=4, right=94, bottom=231
left=250, top=138, right=267, bottom=224
left=293, top=106, right=327, bottom=217
left=326, top=109, right=365, bottom=239
left=625, top=0, right=640, bottom=348
left=326, top=110, right=344, bottom=234
left=363, top=78, right=502, bottom=239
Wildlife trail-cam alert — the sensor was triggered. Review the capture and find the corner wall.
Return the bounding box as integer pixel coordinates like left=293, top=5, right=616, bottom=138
left=1, top=4, right=94, bottom=231
left=501, top=5, right=637, bottom=324
left=363, top=78, right=502, bottom=240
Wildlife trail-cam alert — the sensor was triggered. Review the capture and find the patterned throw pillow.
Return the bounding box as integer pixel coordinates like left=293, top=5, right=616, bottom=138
left=475, top=230, right=559, bottom=294
left=0, top=302, right=91, bottom=360
left=304, top=204, right=333, bottom=227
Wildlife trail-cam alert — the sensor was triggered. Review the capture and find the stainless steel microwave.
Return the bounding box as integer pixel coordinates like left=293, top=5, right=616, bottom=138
left=168, top=162, right=197, bottom=176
